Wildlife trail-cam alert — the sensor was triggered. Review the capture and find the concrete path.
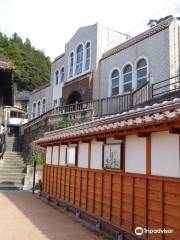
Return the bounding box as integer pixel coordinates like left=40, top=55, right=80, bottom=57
left=0, top=192, right=106, bottom=240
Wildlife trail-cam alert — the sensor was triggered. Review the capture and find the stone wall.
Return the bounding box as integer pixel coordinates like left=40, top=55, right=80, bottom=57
left=21, top=109, right=94, bottom=163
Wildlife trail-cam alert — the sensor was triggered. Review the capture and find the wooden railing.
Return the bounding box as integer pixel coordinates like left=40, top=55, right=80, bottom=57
left=43, top=165, right=180, bottom=240
left=21, top=81, right=151, bottom=131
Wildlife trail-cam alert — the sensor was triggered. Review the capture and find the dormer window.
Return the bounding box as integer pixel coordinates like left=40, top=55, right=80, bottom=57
left=75, top=44, right=83, bottom=75
left=69, top=52, right=74, bottom=78
left=85, top=42, right=90, bottom=70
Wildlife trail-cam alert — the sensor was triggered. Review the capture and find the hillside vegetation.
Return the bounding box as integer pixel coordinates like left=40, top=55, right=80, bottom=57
left=0, top=32, right=51, bottom=91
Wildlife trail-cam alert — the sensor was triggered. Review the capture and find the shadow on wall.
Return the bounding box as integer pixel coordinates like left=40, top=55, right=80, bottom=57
left=1, top=192, right=106, bottom=240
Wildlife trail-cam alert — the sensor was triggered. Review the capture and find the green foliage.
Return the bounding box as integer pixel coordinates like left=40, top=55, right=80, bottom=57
left=0, top=32, right=51, bottom=91
left=58, top=120, right=70, bottom=129
left=35, top=152, right=45, bottom=166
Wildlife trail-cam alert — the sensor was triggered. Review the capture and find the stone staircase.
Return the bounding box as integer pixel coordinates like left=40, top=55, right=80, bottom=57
left=0, top=137, right=26, bottom=190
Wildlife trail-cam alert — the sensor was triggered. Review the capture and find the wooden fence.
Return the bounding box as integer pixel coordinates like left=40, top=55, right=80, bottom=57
left=43, top=165, right=180, bottom=240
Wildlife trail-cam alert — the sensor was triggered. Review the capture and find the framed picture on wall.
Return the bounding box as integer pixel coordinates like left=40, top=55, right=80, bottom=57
left=103, top=144, right=121, bottom=169
left=66, top=146, right=77, bottom=165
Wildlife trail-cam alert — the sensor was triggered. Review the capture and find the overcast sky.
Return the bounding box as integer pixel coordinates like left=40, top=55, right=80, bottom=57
left=0, top=0, right=180, bottom=61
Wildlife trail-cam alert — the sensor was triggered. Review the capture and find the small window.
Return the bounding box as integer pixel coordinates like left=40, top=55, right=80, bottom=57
left=32, top=102, right=36, bottom=119
left=69, top=52, right=74, bottom=78
left=37, top=101, right=41, bottom=116
left=66, top=146, right=77, bottom=166
left=59, top=98, right=62, bottom=106
left=123, top=64, right=132, bottom=92
left=55, top=70, right=59, bottom=85
left=53, top=99, right=57, bottom=107
left=137, top=59, right=147, bottom=88
left=60, top=67, right=64, bottom=82
left=85, top=42, right=90, bottom=70
left=42, top=99, right=46, bottom=113
left=75, top=44, right=83, bottom=75
left=103, top=144, right=122, bottom=169
left=111, top=69, right=119, bottom=96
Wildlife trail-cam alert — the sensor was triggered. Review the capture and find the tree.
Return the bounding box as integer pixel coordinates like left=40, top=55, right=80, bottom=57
left=0, top=32, right=51, bottom=92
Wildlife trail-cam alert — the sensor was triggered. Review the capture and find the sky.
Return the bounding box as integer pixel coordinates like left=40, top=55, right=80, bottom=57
left=0, top=0, right=180, bottom=61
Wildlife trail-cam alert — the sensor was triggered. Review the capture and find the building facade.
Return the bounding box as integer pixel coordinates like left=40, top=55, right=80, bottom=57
left=28, top=82, right=52, bottom=120
left=29, top=17, right=180, bottom=120
left=36, top=97, right=180, bottom=240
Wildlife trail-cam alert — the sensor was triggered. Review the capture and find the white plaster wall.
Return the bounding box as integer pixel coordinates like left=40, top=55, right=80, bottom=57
left=51, top=55, right=65, bottom=107
left=52, top=146, right=59, bottom=165
left=28, top=84, right=52, bottom=120
left=46, top=146, right=52, bottom=164
left=59, top=145, right=67, bottom=165
left=91, top=141, right=103, bottom=169
left=97, top=28, right=170, bottom=99
left=151, top=131, right=180, bottom=177
left=78, top=143, right=88, bottom=168
left=125, top=135, right=146, bottom=174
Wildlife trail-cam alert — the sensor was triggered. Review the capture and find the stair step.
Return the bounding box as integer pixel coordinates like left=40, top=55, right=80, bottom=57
left=0, top=171, right=25, bottom=176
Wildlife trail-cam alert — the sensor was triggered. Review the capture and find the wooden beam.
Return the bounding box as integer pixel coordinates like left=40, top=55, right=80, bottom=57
left=169, top=127, right=180, bottom=134
left=146, top=135, right=151, bottom=175
left=114, top=135, right=124, bottom=140
left=95, top=137, right=106, bottom=142
left=137, top=132, right=150, bottom=138
left=81, top=139, right=91, bottom=143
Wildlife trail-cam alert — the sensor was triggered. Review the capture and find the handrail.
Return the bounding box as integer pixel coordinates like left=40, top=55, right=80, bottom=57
left=0, top=133, right=6, bottom=159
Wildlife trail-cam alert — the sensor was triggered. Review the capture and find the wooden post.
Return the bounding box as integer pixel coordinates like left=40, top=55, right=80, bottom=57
left=88, top=142, right=91, bottom=168
left=100, top=172, right=104, bottom=217
left=109, top=173, right=112, bottom=222
left=131, top=177, right=134, bottom=231
left=146, top=135, right=151, bottom=175
left=160, top=181, right=164, bottom=240
left=119, top=175, right=122, bottom=226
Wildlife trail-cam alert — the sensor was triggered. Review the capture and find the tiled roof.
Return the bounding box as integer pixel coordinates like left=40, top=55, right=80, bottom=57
left=15, top=91, right=31, bottom=101
left=35, top=98, right=180, bottom=144
left=101, top=17, right=173, bottom=60
left=0, top=61, right=12, bottom=70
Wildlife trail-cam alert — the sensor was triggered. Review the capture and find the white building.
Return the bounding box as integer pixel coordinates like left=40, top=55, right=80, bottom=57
left=29, top=16, right=180, bottom=120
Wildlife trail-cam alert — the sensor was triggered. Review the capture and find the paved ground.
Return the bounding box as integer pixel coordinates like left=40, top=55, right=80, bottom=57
left=0, top=192, right=107, bottom=240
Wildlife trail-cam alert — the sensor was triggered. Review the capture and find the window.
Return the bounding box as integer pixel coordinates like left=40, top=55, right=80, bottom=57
left=66, top=146, right=77, bottom=165
left=42, top=99, right=46, bottom=113
left=123, top=64, right=132, bottom=92
left=37, top=101, right=41, bottom=116
left=69, top=52, right=74, bottom=77
left=137, top=59, right=147, bottom=88
left=55, top=70, right=59, bottom=85
left=53, top=99, right=57, bottom=107
left=103, top=144, right=121, bottom=169
left=75, top=44, right=83, bottom=75
left=111, top=69, right=119, bottom=96
left=60, top=67, right=64, bottom=82
left=85, top=42, right=90, bottom=70
left=32, top=102, right=36, bottom=119
left=59, top=98, right=62, bottom=106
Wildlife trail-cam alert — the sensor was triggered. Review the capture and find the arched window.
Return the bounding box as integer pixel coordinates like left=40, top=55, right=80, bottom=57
left=111, top=69, right=119, bottom=96
left=60, top=67, right=64, bottom=82
left=32, top=102, right=36, bottom=119
left=42, top=99, right=46, bottom=114
left=55, top=70, right=59, bottom=85
left=75, top=44, right=83, bottom=75
left=123, top=64, right=132, bottom=92
left=69, top=52, right=74, bottom=78
left=37, top=100, right=41, bottom=116
left=85, top=42, right=90, bottom=70
left=137, top=59, right=147, bottom=88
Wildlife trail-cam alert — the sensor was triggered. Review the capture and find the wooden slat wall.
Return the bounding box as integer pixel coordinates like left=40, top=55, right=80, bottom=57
left=43, top=165, right=180, bottom=240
